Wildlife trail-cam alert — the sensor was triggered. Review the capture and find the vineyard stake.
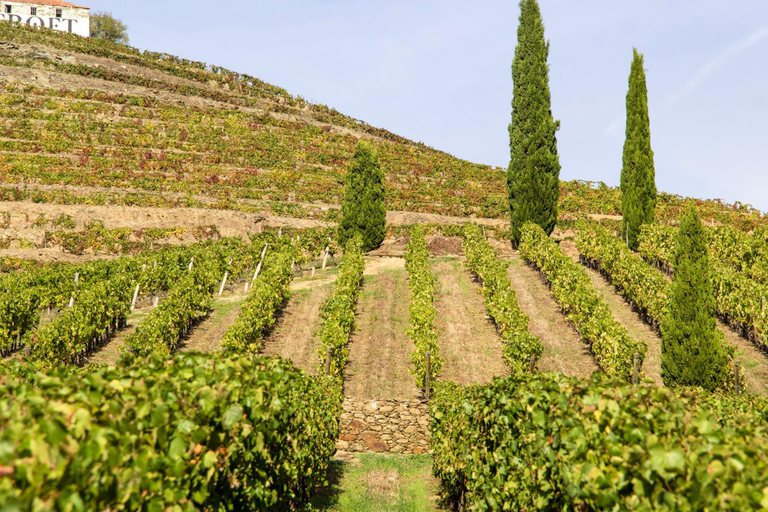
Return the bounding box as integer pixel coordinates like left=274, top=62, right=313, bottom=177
left=425, top=351, right=431, bottom=401
left=130, top=284, right=140, bottom=311
left=325, top=346, right=332, bottom=375
left=632, top=353, right=639, bottom=385
left=322, top=246, right=329, bottom=270
left=278, top=227, right=282, bottom=238
left=529, top=355, right=535, bottom=374
left=68, top=272, right=80, bottom=308
left=218, top=271, right=228, bottom=296
left=735, top=361, right=741, bottom=396
left=188, top=257, right=194, bottom=272
left=312, top=266, right=316, bottom=277
left=291, top=259, right=295, bottom=273
left=252, top=243, right=269, bottom=282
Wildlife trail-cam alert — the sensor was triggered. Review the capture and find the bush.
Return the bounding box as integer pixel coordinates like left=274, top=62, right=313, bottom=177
left=338, top=142, right=386, bottom=252
left=431, top=372, right=768, bottom=511
left=0, top=353, right=340, bottom=510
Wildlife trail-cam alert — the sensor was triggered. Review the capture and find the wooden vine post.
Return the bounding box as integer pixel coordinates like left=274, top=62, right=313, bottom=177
left=67, top=272, right=80, bottom=308
left=735, top=361, right=741, bottom=396
left=252, top=244, right=269, bottom=282
left=325, top=346, right=332, bottom=376
left=218, top=257, right=232, bottom=296
left=632, top=352, right=639, bottom=385
left=425, top=351, right=432, bottom=401
left=322, top=246, right=329, bottom=270
left=529, top=355, right=536, bottom=373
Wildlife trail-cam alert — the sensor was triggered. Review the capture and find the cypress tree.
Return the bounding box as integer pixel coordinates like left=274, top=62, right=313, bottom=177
left=508, top=0, right=561, bottom=247
left=620, top=49, right=656, bottom=250
left=338, top=141, right=386, bottom=252
left=661, top=205, right=728, bottom=391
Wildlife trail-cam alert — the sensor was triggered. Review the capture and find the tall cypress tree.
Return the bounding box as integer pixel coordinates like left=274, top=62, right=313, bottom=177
left=508, top=0, right=561, bottom=247
left=620, top=49, right=656, bottom=250
left=661, top=205, right=728, bottom=391
left=338, top=141, right=386, bottom=252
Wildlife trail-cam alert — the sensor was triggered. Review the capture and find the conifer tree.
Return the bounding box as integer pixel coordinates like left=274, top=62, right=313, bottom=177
left=507, top=0, right=561, bottom=247
left=661, top=205, right=728, bottom=391
left=620, top=49, right=656, bottom=250
left=338, top=141, right=386, bottom=252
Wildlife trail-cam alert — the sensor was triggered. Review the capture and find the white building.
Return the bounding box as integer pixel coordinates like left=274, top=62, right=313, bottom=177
left=0, top=0, right=90, bottom=38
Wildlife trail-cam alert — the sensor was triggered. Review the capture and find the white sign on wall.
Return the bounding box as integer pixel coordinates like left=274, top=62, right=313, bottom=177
left=0, top=3, right=90, bottom=38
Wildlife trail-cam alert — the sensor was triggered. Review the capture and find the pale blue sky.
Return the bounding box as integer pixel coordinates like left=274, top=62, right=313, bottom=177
left=86, top=1, right=768, bottom=211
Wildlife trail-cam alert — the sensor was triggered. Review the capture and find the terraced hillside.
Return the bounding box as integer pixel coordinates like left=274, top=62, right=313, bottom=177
left=5, top=23, right=768, bottom=511
left=0, top=23, right=507, bottom=221
left=0, top=24, right=765, bottom=234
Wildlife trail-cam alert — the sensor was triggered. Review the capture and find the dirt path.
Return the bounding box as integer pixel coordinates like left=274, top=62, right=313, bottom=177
left=581, top=265, right=663, bottom=385
left=718, top=322, right=768, bottom=397
left=261, top=274, right=338, bottom=374
left=431, top=258, right=507, bottom=386
left=506, top=254, right=597, bottom=378
left=345, top=257, right=419, bottom=400
left=178, top=293, right=248, bottom=353
left=87, top=308, right=152, bottom=365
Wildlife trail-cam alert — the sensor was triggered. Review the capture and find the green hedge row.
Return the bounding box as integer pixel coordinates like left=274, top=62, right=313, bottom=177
left=404, top=225, right=443, bottom=388
left=462, top=223, right=541, bottom=374
left=0, top=352, right=340, bottom=511
left=638, top=223, right=768, bottom=345
left=316, top=237, right=365, bottom=381
left=125, top=264, right=216, bottom=356
left=221, top=247, right=294, bottom=354
left=519, top=222, right=645, bottom=380
left=431, top=373, right=768, bottom=511
left=34, top=275, right=132, bottom=364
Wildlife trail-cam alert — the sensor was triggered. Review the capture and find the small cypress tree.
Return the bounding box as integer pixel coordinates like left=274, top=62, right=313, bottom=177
left=661, top=205, right=728, bottom=391
left=508, top=0, right=561, bottom=247
left=338, top=141, right=386, bottom=252
left=620, top=49, right=656, bottom=250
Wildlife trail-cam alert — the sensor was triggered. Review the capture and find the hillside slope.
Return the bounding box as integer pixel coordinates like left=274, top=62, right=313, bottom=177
left=0, top=24, right=506, bottom=221
left=0, top=24, right=765, bottom=230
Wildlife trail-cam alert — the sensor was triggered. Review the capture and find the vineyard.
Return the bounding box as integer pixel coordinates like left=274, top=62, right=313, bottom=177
left=2, top=21, right=768, bottom=511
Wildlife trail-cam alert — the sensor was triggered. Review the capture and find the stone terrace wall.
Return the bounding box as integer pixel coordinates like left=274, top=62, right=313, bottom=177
left=336, top=398, right=430, bottom=454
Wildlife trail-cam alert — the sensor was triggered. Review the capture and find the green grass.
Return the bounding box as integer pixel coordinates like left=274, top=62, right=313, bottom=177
left=306, top=454, right=445, bottom=512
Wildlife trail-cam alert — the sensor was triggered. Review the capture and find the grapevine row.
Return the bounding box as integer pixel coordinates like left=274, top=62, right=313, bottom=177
left=637, top=223, right=768, bottom=348
left=575, top=222, right=737, bottom=388
left=0, top=353, right=340, bottom=510
left=316, top=237, right=365, bottom=382
left=404, top=225, right=442, bottom=389
left=462, top=223, right=542, bottom=374
left=221, top=245, right=294, bottom=354
left=431, top=373, right=768, bottom=511
left=519, top=222, right=646, bottom=380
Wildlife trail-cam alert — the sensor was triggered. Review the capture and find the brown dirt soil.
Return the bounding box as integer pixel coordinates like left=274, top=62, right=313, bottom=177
left=719, top=321, right=768, bottom=397
left=0, top=246, right=120, bottom=263
left=426, top=236, right=463, bottom=256
left=581, top=264, right=664, bottom=385
left=431, top=258, right=508, bottom=386
left=369, top=235, right=464, bottom=258
left=0, top=200, right=332, bottom=238
left=261, top=275, right=337, bottom=374
left=345, top=257, right=419, bottom=400
left=506, top=254, right=597, bottom=378
left=86, top=307, right=151, bottom=365
left=178, top=293, right=248, bottom=354
left=257, top=267, right=339, bottom=371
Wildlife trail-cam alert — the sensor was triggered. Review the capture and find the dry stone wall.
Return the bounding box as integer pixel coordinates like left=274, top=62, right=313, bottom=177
left=337, top=398, right=430, bottom=454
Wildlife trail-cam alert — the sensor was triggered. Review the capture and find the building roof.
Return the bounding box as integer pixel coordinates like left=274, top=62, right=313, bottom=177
left=9, top=0, right=90, bottom=9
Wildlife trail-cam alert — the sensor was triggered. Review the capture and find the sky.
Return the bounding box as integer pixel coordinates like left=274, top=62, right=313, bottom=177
left=85, top=1, right=768, bottom=212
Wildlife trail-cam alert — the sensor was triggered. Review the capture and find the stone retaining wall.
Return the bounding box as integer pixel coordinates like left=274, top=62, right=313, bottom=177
left=336, top=398, right=430, bottom=454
